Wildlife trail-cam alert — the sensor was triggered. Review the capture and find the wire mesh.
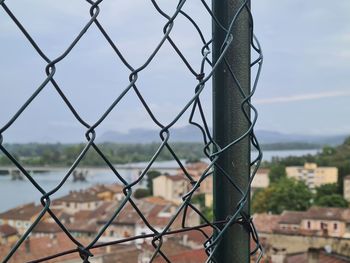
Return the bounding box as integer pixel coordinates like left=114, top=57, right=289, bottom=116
left=0, top=0, right=263, bottom=262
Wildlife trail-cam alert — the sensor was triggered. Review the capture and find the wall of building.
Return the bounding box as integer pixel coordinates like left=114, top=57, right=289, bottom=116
left=153, top=176, right=188, bottom=204
left=300, top=219, right=346, bottom=238
left=344, top=178, right=350, bottom=202
left=261, top=232, right=350, bottom=258
left=286, top=163, right=338, bottom=189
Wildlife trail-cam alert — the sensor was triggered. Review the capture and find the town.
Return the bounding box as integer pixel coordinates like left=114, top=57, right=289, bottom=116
left=0, top=158, right=350, bottom=262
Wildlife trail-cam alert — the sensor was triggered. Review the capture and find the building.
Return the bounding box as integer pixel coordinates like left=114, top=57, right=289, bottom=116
left=0, top=203, right=44, bottom=234
left=32, top=222, right=61, bottom=239
left=89, top=184, right=125, bottom=202
left=300, top=207, right=350, bottom=238
left=286, top=163, right=338, bottom=189
left=251, top=168, right=270, bottom=189
left=344, top=175, right=350, bottom=203
left=254, top=207, right=350, bottom=261
left=0, top=224, right=18, bottom=245
left=256, top=207, right=350, bottom=239
left=152, top=174, right=190, bottom=204
left=98, top=197, right=200, bottom=244
left=52, top=190, right=104, bottom=214
left=280, top=248, right=350, bottom=263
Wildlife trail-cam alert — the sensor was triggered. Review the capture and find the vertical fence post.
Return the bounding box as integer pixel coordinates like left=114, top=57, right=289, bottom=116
left=212, top=0, right=251, bottom=262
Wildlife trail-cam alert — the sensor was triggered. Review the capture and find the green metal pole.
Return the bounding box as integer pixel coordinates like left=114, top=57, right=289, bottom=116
left=212, top=0, right=251, bottom=262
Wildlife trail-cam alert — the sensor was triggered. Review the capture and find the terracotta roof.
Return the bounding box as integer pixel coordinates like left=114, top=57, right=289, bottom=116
left=98, top=198, right=195, bottom=229
left=66, top=221, right=98, bottom=234
left=154, top=248, right=207, bottom=263
left=304, top=207, right=350, bottom=222
left=32, top=222, right=61, bottom=234
left=101, top=245, right=142, bottom=263
left=0, top=203, right=42, bottom=221
left=253, top=213, right=280, bottom=233
left=141, top=196, right=175, bottom=206
left=105, top=184, right=124, bottom=193
left=55, top=190, right=102, bottom=203
left=0, top=224, right=18, bottom=237
left=177, top=162, right=210, bottom=179
left=0, top=233, right=105, bottom=262
left=89, top=184, right=124, bottom=194
left=168, top=174, right=188, bottom=181
left=278, top=211, right=306, bottom=225
left=173, top=226, right=212, bottom=246
left=286, top=249, right=350, bottom=263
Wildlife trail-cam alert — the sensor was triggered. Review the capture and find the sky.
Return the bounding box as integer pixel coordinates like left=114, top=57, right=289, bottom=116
left=1, top=0, right=350, bottom=143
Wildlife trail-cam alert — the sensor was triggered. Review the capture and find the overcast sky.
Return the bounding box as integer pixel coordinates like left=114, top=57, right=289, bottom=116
left=1, top=0, right=350, bottom=143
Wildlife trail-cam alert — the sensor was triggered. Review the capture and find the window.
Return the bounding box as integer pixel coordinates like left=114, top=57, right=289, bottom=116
left=334, top=223, right=338, bottom=230
left=307, top=221, right=311, bottom=229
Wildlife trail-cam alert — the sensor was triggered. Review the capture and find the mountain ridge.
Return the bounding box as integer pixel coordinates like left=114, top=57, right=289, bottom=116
left=97, top=126, right=347, bottom=145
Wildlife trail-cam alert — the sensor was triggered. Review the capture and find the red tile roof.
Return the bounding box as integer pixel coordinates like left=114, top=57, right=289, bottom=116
left=55, top=190, right=102, bottom=203
left=0, top=203, right=42, bottom=221
left=32, top=221, right=61, bottom=234
left=0, top=233, right=105, bottom=262
left=253, top=213, right=281, bottom=233
left=0, top=224, right=18, bottom=237
left=153, top=248, right=207, bottom=263
left=286, top=250, right=350, bottom=263
left=278, top=211, right=306, bottom=225
left=304, top=207, right=350, bottom=222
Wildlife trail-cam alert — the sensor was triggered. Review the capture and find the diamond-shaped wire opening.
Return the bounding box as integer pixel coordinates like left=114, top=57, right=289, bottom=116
left=0, top=0, right=263, bottom=262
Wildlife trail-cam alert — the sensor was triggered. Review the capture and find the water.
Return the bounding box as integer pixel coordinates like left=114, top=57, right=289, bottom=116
left=0, top=169, right=130, bottom=212
left=0, top=149, right=319, bottom=212
left=259, top=149, right=319, bottom=162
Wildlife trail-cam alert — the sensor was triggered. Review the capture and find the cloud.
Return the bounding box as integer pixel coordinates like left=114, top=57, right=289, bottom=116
left=255, top=90, right=350, bottom=105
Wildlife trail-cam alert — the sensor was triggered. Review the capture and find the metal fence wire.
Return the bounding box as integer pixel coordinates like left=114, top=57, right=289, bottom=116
left=0, top=0, right=263, bottom=262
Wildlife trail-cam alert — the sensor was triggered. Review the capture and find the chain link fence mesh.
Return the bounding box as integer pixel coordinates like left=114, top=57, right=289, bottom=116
left=0, top=0, right=263, bottom=262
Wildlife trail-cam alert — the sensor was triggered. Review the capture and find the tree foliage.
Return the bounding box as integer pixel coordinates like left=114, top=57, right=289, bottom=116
left=314, top=183, right=340, bottom=201
left=0, top=142, right=206, bottom=167
left=146, top=170, right=162, bottom=194
left=133, top=188, right=151, bottom=199
left=252, top=178, right=313, bottom=214
left=268, top=164, right=286, bottom=183
left=315, top=194, right=348, bottom=208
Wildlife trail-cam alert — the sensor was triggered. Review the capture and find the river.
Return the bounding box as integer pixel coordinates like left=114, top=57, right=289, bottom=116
left=0, top=149, right=319, bottom=212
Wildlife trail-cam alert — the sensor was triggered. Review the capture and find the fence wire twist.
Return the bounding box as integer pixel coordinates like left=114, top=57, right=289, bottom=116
left=0, top=0, right=263, bottom=262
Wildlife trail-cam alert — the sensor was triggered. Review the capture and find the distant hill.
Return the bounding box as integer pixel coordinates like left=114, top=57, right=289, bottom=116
left=255, top=130, right=346, bottom=146
left=97, top=126, right=348, bottom=146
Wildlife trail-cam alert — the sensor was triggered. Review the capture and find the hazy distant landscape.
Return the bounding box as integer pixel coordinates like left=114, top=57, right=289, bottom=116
left=97, top=126, right=348, bottom=146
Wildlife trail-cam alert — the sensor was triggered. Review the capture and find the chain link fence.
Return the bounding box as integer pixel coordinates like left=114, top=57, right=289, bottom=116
left=0, top=0, right=263, bottom=262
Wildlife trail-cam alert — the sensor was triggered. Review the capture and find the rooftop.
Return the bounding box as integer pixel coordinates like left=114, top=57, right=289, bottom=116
left=303, top=207, right=350, bottom=223
left=278, top=211, right=306, bottom=225
left=285, top=249, right=350, bottom=263
left=55, top=190, right=102, bottom=203
left=0, top=224, right=18, bottom=237
left=253, top=213, right=280, bottom=233
left=0, top=203, right=42, bottom=221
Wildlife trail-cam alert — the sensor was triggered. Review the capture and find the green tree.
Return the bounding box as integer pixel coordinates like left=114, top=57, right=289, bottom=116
left=146, top=170, right=162, bottom=194
left=268, top=164, right=286, bottom=183
left=315, top=194, right=348, bottom=208
left=314, top=183, right=340, bottom=202
left=134, top=188, right=151, bottom=199
left=252, top=188, right=273, bottom=213
left=252, top=178, right=313, bottom=214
